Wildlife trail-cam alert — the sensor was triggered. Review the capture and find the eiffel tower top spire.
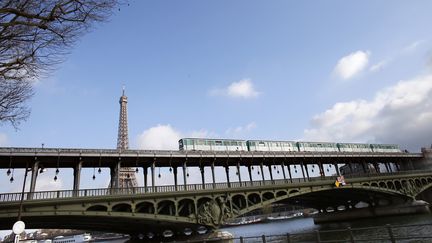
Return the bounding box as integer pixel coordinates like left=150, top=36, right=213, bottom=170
left=117, top=87, right=129, bottom=151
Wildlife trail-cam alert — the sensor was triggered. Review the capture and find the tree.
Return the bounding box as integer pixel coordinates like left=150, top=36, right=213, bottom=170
left=0, top=0, right=118, bottom=128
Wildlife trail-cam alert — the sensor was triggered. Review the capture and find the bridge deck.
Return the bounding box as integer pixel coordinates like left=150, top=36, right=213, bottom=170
left=0, top=147, right=423, bottom=168
left=0, top=170, right=429, bottom=203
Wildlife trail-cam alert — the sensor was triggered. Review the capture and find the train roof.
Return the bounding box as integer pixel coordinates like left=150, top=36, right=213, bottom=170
left=247, top=139, right=296, bottom=143
left=179, top=138, right=246, bottom=142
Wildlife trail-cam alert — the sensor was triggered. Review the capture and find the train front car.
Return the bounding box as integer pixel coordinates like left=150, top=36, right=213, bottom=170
left=247, top=140, right=298, bottom=152
left=178, top=138, right=247, bottom=151
left=337, top=143, right=373, bottom=152
left=297, top=141, right=339, bottom=152
left=370, top=144, right=401, bottom=153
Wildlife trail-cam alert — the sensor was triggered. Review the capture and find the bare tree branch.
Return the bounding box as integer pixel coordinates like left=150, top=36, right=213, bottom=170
left=0, top=0, right=118, bottom=128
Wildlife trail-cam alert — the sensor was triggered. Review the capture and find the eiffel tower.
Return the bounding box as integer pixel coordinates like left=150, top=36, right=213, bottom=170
left=112, top=87, right=138, bottom=188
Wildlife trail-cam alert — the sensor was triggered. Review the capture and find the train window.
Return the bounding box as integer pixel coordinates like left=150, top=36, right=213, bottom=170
left=259, top=142, right=265, bottom=146
left=215, top=141, right=222, bottom=145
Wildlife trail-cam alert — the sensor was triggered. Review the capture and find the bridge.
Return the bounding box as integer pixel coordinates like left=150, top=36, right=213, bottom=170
left=0, top=147, right=431, bottom=239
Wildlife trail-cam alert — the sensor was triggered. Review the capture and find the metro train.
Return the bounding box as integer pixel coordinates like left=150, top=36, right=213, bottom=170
left=178, top=138, right=401, bottom=153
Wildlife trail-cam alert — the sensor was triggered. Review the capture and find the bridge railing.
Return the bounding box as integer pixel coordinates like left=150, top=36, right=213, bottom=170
left=0, top=170, right=431, bottom=203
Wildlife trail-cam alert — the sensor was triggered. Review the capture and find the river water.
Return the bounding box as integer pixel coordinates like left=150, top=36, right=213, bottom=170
left=218, top=213, right=432, bottom=242
left=84, top=214, right=432, bottom=242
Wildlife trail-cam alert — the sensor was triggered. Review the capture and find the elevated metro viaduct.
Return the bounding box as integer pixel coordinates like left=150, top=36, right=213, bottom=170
left=0, top=147, right=431, bottom=238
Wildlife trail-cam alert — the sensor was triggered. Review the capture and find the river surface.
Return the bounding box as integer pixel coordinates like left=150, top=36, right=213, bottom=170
left=97, top=213, right=432, bottom=242
left=219, top=213, right=432, bottom=242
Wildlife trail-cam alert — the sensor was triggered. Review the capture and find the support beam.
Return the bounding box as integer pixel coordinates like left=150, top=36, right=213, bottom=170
left=248, top=165, right=253, bottom=185
left=318, top=162, right=324, bottom=177
left=304, top=163, right=310, bottom=181
left=288, top=164, right=293, bottom=183
left=151, top=160, right=156, bottom=192
left=211, top=160, right=216, bottom=189
left=225, top=165, right=231, bottom=188
left=268, top=165, right=274, bottom=183
left=173, top=166, right=178, bottom=191
left=200, top=165, right=205, bottom=189
left=73, top=160, right=83, bottom=192
left=334, top=163, right=340, bottom=176
left=236, top=162, right=242, bottom=184
left=110, top=159, right=121, bottom=188
left=301, top=162, right=306, bottom=182
left=281, top=161, right=287, bottom=180
left=143, top=166, right=148, bottom=192
left=260, top=162, right=265, bottom=183
left=183, top=161, right=187, bottom=190
left=29, top=160, right=39, bottom=193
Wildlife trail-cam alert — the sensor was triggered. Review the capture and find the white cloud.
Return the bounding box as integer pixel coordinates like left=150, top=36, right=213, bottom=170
left=136, top=122, right=257, bottom=150
left=0, top=133, right=7, bottom=146
left=404, top=40, right=425, bottom=52
left=210, top=79, right=260, bottom=98
left=225, top=122, right=257, bottom=136
left=304, top=74, right=432, bottom=151
left=333, top=50, right=370, bottom=80
left=370, top=60, right=388, bottom=72
left=137, top=124, right=182, bottom=150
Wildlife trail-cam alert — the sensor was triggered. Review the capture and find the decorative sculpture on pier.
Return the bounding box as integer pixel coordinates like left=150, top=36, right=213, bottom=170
left=197, top=196, right=232, bottom=226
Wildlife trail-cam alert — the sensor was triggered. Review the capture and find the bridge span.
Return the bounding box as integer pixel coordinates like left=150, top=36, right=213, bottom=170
left=0, top=147, right=431, bottom=238
left=0, top=147, right=424, bottom=194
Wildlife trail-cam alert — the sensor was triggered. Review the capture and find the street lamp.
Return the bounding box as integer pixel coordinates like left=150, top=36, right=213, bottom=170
left=12, top=162, right=31, bottom=243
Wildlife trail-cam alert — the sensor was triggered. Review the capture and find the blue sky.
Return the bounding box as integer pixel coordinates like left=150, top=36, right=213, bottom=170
left=1, top=0, right=432, bottom=207
left=1, top=0, right=432, bottom=237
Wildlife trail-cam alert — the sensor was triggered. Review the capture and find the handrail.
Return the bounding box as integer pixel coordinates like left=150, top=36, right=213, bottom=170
left=1, top=170, right=431, bottom=203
